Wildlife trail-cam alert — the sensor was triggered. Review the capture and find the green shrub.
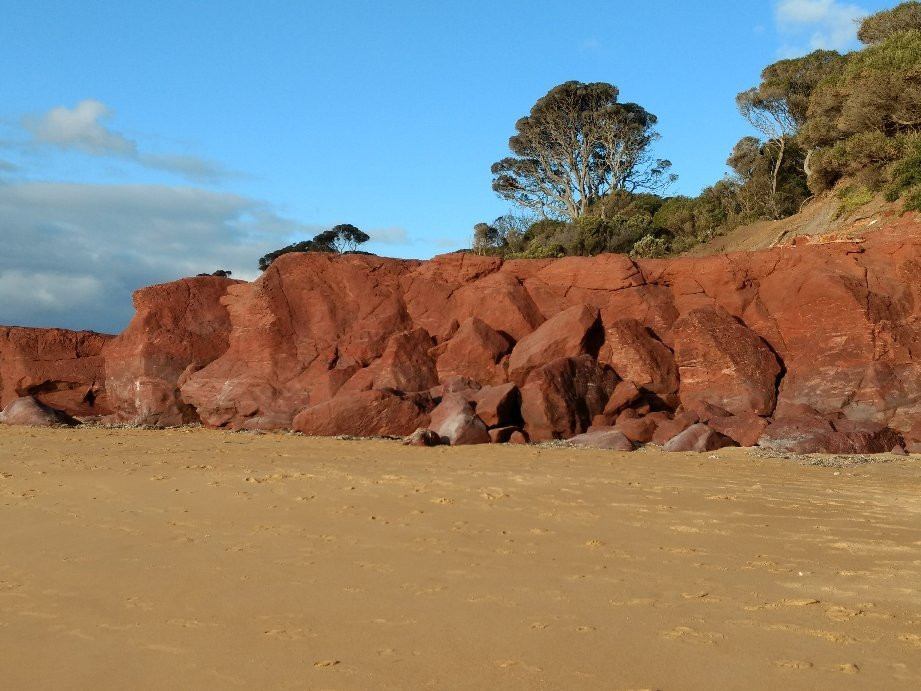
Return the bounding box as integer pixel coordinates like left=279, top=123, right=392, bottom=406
left=631, top=234, right=669, bottom=258
left=903, top=184, right=921, bottom=211
left=835, top=184, right=875, bottom=218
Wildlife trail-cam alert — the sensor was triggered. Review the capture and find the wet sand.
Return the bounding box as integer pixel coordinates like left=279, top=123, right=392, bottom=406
left=1, top=425, right=919, bottom=689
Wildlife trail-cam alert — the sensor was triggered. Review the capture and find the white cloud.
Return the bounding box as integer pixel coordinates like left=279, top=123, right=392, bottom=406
left=26, top=99, right=136, bottom=155
left=368, top=226, right=408, bottom=245
left=0, top=270, right=104, bottom=310
left=0, top=182, right=318, bottom=333
left=21, top=100, right=234, bottom=182
left=775, top=0, right=868, bottom=52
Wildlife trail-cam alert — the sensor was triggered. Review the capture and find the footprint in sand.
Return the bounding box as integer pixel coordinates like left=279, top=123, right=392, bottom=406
left=264, top=628, right=312, bottom=640
left=660, top=626, right=724, bottom=645
left=774, top=659, right=813, bottom=669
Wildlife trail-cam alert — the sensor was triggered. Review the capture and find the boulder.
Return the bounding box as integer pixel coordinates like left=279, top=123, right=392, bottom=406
left=519, top=355, right=618, bottom=441
left=663, top=423, right=738, bottom=452
left=488, top=426, right=525, bottom=444
left=757, top=416, right=902, bottom=454
left=403, top=428, right=442, bottom=447
left=374, top=327, right=439, bottom=393
left=428, top=393, right=490, bottom=445
left=681, top=400, right=732, bottom=423
left=473, top=383, right=520, bottom=428
left=614, top=415, right=658, bottom=444
left=672, top=306, right=782, bottom=416
left=507, top=305, right=603, bottom=385
left=602, top=380, right=642, bottom=417
left=569, top=428, right=635, bottom=451
left=434, top=317, right=513, bottom=386
left=599, top=318, right=678, bottom=394
left=508, top=430, right=530, bottom=444
left=708, top=413, right=769, bottom=447
left=0, top=396, right=79, bottom=427
left=651, top=412, right=700, bottom=446
left=292, top=389, right=430, bottom=437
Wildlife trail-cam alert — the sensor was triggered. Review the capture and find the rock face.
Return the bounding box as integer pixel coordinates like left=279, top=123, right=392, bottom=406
left=104, top=277, right=237, bottom=426
left=672, top=306, right=781, bottom=416
left=4, top=223, right=921, bottom=447
left=0, top=327, right=112, bottom=418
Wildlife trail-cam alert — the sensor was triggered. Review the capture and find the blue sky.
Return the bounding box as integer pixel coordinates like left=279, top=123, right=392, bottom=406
left=0, top=0, right=895, bottom=332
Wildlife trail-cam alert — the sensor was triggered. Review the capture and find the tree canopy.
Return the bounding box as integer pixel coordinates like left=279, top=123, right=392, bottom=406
left=258, top=223, right=371, bottom=270
left=490, top=81, right=675, bottom=222
left=857, top=1, right=921, bottom=44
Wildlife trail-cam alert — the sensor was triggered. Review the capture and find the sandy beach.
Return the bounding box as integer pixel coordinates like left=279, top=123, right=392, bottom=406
left=1, top=426, right=919, bottom=689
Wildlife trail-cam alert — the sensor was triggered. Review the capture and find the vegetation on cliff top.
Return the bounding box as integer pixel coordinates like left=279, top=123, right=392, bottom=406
left=474, top=1, right=921, bottom=259
left=256, top=2, right=920, bottom=269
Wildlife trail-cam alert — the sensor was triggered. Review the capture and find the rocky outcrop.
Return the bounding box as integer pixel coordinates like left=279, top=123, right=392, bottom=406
left=4, top=222, right=921, bottom=452
left=0, top=327, right=112, bottom=418
left=103, top=276, right=237, bottom=426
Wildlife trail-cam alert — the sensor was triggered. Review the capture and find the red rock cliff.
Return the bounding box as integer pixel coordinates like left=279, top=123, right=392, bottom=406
left=5, top=220, right=920, bottom=450
left=0, top=327, right=113, bottom=417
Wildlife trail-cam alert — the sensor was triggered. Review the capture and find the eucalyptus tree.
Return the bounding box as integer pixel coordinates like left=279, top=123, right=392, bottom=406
left=491, top=81, right=674, bottom=222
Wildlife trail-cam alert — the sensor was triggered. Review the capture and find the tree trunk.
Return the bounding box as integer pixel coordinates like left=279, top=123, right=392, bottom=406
left=770, top=137, right=785, bottom=219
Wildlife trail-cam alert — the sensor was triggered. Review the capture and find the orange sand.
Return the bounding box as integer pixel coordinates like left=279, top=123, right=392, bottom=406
left=1, top=426, right=919, bottom=689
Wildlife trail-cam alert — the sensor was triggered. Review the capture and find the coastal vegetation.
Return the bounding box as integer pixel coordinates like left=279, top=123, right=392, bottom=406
left=474, top=1, right=921, bottom=259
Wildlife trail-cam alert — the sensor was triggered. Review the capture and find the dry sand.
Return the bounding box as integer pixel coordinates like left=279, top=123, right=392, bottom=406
left=1, top=426, right=919, bottom=690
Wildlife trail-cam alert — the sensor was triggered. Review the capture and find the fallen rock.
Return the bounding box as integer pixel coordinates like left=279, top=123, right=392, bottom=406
left=602, top=380, right=642, bottom=417
left=599, top=318, right=678, bottom=394
left=402, top=428, right=442, bottom=447
left=0, top=396, right=80, bottom=427
left=507, top=305, right=603, bottom=385
left=434, top=317, right=512, bottom=386
left=663, top=423, right=738, bottom=452
left=428, top=394, right=490, bottom=445
left=614, top=415, right=658, bottom=444
left=488, top=426, right=525, bottom=444
left=673, top=306, right=781, bottom=416
left=520, top=355, right=618, bottom=441
left=708, top=413, right=769, bottom=447
left=374, top=327, right=439, bottom=393
left=569, top=428, right=635, bottom=451
left=474, top=383, right=521, bottom=428
left=292, top=389, right=430, bottom=437
left=757, top=416, right=902, bottom=454
left=651, top=412, right=700, bottom=445
left=681, top=400, right=731, bottom=423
